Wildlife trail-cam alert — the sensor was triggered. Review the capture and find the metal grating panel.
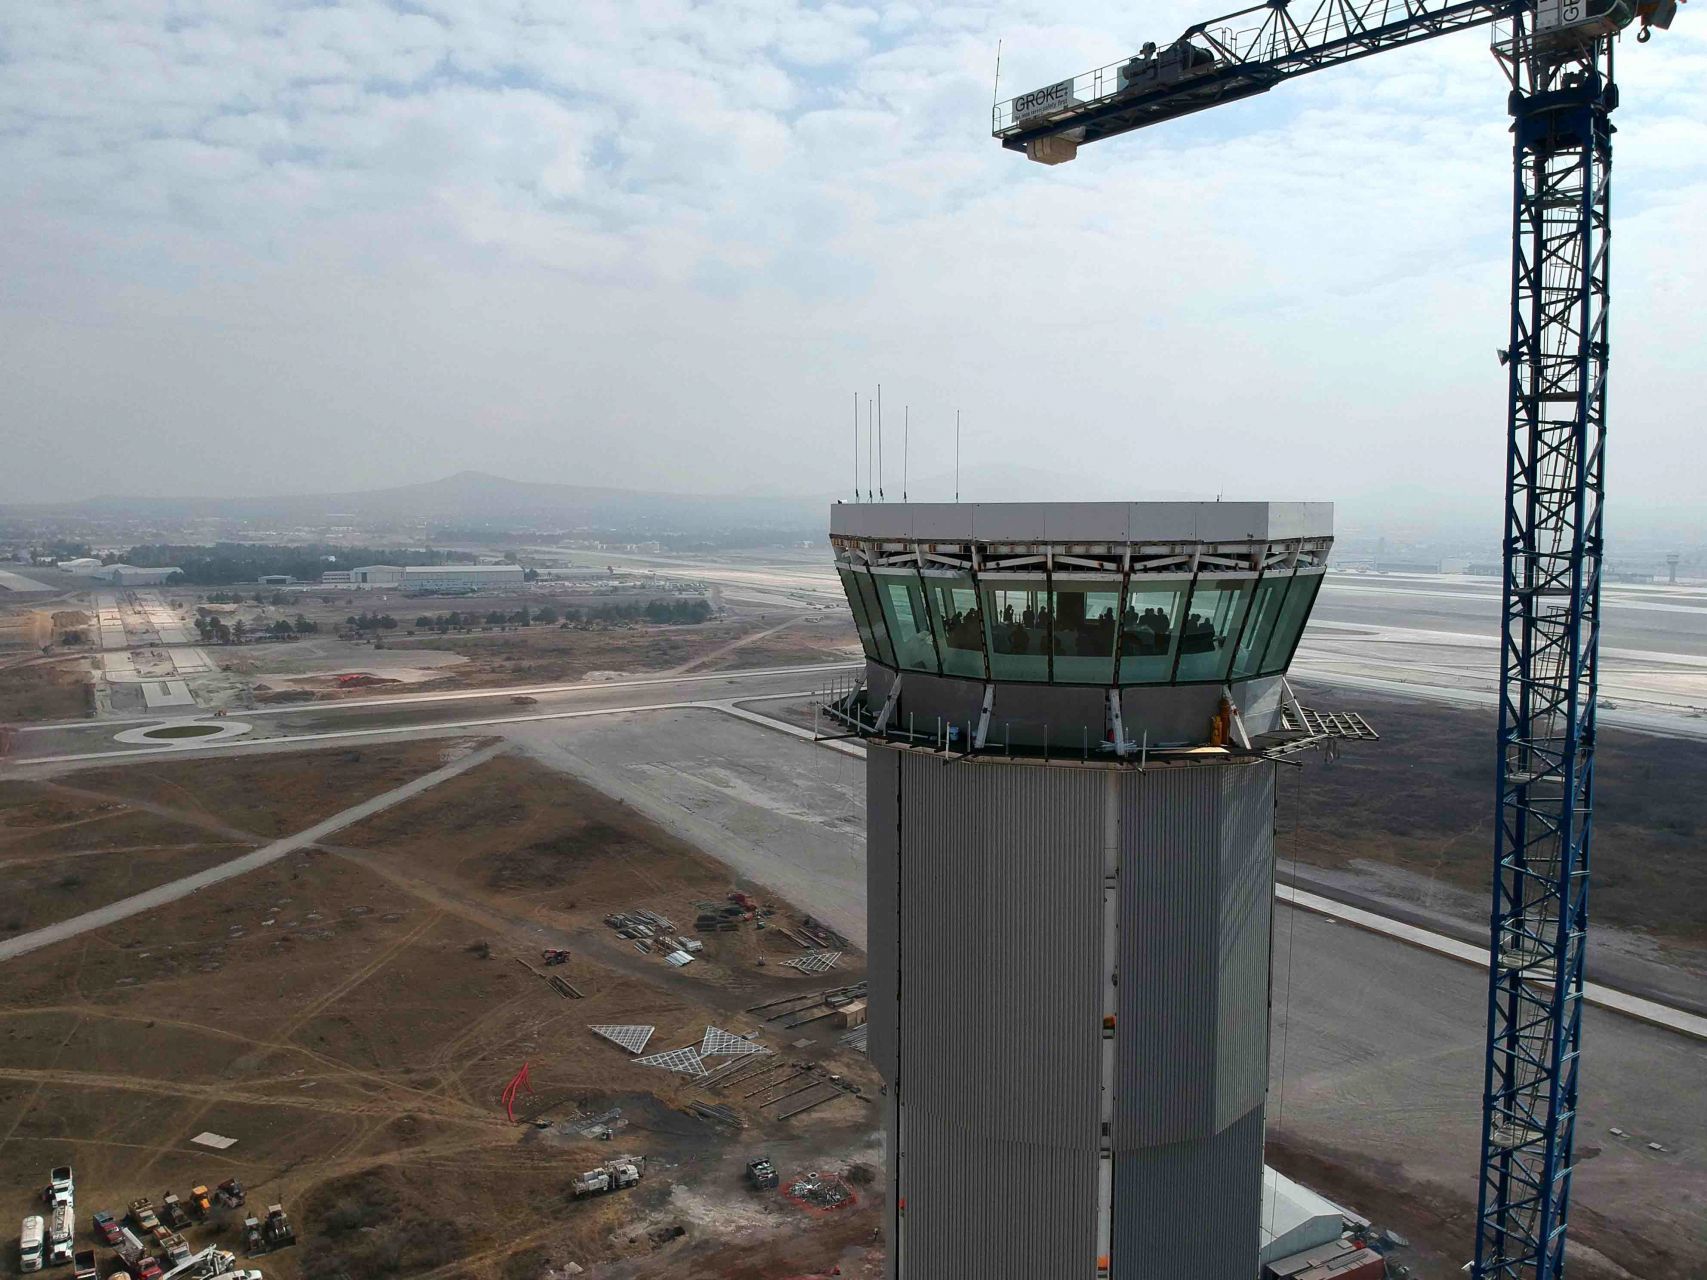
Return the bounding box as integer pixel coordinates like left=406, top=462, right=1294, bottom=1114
left=589, top=1024, right=655, bottom=1054
left=700, top=1027, right=768, bottom=1058
left=633, top=1047, right=708, bottom=1077
left=1279, top=704, right=1380, bottom=740
left=785, top=950, right=843, bottom=974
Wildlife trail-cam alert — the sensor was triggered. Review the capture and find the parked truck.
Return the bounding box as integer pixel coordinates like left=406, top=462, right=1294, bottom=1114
left=261, top=1206, right=294, bottom=1251
left=48, top=1205, right=74, bottom=1267
left=19, top=1216, right=44, bottom=1273
left=127, top=1200, right=160, bottom=1234
left=73, top=1249, right=98, bottom=1280
left=91, top=1211, right=121, bottom=1247
left=159, top=1196, right=190, bottom=1231
left=571, top=1155, right=645, bottom=1198
left=46, top=1167, right=75, bottom=1208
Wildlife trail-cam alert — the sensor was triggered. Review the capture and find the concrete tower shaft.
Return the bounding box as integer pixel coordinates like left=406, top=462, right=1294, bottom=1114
left=868, top=749, right=1273, bottom=1277
left=827, top=501, right=1335, bottom=1280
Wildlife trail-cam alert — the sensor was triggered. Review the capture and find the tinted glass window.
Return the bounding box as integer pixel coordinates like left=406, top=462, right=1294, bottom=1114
left=1260, top=570, right=1324, bottom=674
left=924, top=573, right=987, bottom=679
left=981, top=580, right=1050, bottom=681
left=1050, top=583, right=1120, bottom=684
left=1174, top=577, right=1254, bottom=683
left=874, top=571, right=939, bottom=673
left=1118, top=579, right=1188, bottom=683
left=1230, top=574, right=1292, bottom=681
left=852, top=570, right=896, bottom=667
left=838, top=568, right=884, bottom=662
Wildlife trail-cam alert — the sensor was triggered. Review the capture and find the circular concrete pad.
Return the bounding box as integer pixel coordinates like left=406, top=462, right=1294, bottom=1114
left=115, top=719, right=254, bottom=746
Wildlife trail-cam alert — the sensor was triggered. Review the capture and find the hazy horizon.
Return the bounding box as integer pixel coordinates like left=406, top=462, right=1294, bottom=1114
left=2, top=5, right=1702, bottom=534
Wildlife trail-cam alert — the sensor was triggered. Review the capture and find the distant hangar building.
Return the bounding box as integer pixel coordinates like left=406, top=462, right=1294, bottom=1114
left=325, top=564, right=525, bottom=591
left=826, top=501, right=1362, bottom=1280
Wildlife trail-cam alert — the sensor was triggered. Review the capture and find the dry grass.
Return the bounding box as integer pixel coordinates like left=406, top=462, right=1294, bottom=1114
left=0, top=660, right=92, bottom=722
left=1288, top=683, right=1707, bottom=948
left=0, top=747, right=880, bottom=1280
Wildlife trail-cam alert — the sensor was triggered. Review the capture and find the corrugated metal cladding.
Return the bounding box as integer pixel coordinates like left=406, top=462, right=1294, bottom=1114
left=894, top=752, right=1105, bottom=1145
left=1116, top=765, right=1220, bottom=1148
left=867, top=747, right=901, bottom=1085
left=1110, top=1104, right=1265, bottom=1278
left=1112, top=763, right=1275, bottom=1149
left=899, top=1099, right=1099, bottom=1278
left=1217, top=765, right=1275, bottom=1130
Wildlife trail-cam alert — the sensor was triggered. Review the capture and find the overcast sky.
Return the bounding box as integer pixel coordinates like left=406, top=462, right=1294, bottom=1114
left=1, top=3, right=1702, bottom=532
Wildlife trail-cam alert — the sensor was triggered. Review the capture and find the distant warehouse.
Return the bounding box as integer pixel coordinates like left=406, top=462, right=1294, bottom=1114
left=325, top=564, right=525, bottom=591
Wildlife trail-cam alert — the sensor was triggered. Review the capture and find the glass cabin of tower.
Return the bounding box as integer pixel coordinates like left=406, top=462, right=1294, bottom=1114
left=830, top=501, right=1333, bottom=750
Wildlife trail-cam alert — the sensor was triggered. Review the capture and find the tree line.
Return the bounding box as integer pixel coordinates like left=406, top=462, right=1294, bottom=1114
left=193, top=608, right=320, bottom=644
left=408, top=598, right=712, bottom=633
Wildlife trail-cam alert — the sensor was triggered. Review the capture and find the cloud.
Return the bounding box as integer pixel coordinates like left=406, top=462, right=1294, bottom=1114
left=0, top=0, right=1702, bottom=536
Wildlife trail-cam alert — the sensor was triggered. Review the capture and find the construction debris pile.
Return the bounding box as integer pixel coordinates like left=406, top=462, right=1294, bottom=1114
left=603, top=907, right=703, bottom=966
left=782, top=1171, right=857, bottom=1212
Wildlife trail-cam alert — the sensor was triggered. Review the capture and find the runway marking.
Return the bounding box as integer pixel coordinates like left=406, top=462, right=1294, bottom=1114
left=1279, top=883, right=1707, bottom=1043
left=14, top=659, right=861, bottom=732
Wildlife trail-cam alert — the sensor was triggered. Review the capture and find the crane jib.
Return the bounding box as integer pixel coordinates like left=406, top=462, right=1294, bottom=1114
left=996, top=0, right=1517, bottom=150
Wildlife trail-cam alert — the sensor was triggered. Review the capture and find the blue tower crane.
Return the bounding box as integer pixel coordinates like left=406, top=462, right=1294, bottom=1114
left=990, top=1, right=1679, bottom=1276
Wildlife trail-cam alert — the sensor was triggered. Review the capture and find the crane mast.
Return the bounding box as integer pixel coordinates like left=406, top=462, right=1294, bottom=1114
left=991, top=1, right=1677, bottom=1276
left=1479, top=14, right=1612, bottom=1277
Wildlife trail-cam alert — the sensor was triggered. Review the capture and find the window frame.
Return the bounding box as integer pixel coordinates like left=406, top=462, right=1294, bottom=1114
left=871, top=565, right=941, bottom=675
left=1169, top=571, right=1259, bottom=685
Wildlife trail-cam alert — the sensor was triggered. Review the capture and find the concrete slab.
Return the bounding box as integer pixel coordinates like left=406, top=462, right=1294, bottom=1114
left=0, top=568, right=59, bottom=592
left=141, top=680, right=196, bottom=709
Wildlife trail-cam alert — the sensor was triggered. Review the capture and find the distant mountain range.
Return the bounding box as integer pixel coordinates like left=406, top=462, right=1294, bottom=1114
left=0, top=470, right=825, bottom=534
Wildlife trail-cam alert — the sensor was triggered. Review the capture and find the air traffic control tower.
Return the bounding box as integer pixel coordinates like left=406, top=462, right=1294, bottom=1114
left=825, top=501, right=1365, bottom=1279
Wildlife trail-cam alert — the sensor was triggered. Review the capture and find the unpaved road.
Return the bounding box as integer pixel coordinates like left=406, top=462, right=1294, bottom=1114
left=0, top=741, right=505, bottom=962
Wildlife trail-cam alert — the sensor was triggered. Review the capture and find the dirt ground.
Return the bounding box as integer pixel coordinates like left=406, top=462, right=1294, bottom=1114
left=1288, top=683, right=1707, bottom=952
left=0, top=659, right=93, bottom=723
left=0, top=747, right=882, bottom=1280
left=391, top=613, right=850, bottom=692
left=58, top=739, right=467, bottom=840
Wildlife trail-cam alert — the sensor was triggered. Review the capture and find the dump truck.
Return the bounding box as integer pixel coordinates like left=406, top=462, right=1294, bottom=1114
left=746, top=1159, right=779, bottom=1190
left=47, top=1167, right=75, bottom=1206
left=159, top=1196, right=190, bottom=1231
left=116, top=1226, right=146, bottom=1268
left=19, top=1216, right=44, bottom=1273
left=571, top=1155, right=644, bottom=1198
left=261, top=1206, right=294, bottom=1251
left=128, top=1200, right=160, bottom=1233
left=73, top=1249, right=98, bottom=1280
left=159, top=1234, right=190, bottom=1267
left=186, top=1188, right=211, bottom=1220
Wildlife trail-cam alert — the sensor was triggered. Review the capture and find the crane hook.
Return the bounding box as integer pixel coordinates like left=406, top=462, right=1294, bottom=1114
left=1637, top=23, right=1653, bottom=40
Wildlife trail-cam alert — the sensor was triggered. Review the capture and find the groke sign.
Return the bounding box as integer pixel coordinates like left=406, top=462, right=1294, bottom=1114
left=1012, top=77, right=1076, bottom=122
